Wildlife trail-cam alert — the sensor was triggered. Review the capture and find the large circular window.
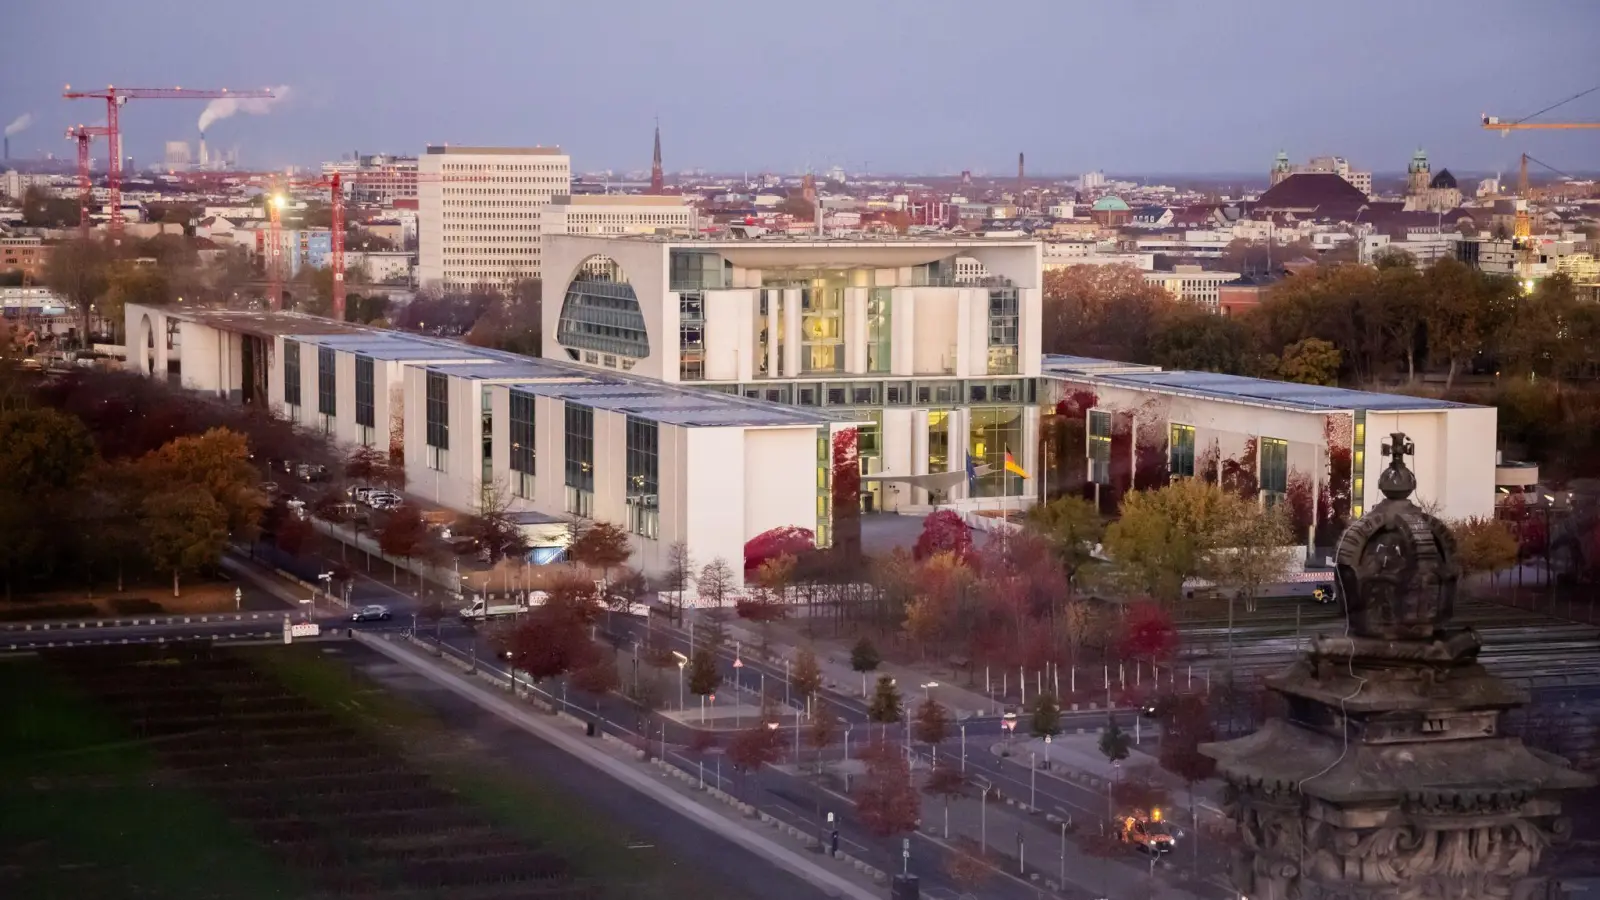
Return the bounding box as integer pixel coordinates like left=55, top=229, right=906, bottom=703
left=555, top=255, right=649, bottom=362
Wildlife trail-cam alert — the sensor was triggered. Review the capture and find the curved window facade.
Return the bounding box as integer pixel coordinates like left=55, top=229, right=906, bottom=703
left=556, top=255, right=650, bottom=362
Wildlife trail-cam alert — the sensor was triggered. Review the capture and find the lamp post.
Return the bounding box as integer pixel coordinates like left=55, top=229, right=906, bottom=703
left=960, top=723, right=967, bottom=773
left=921, top=680, right=938, bottom=701
left=673, top=651, right=688, bottom=709
left=317, top=572, right=332, bottom=604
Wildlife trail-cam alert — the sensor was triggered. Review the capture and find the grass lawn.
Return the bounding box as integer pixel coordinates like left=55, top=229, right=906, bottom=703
left=0, top=656, right=302, bottom=900
left=244, top=645, right=744, bottom=898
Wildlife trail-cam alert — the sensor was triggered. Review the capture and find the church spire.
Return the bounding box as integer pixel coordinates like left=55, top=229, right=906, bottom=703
left=649, top=118, right=664, bottom=194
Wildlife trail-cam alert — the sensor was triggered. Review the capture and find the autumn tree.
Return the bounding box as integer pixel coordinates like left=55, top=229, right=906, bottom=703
left=0, top=408, right=98, bottom=597
left=1042, top=264, right=1175, bottom=361
left=507, top=594, right=599, bottom=683
left=1273, top=337, right=1341, bottom=386
left=1118, top=601, right=1180, bottom=669
left=854, top=740, right=921, bottom=837
left=142, top=485, right=228, bottom=596
left=868, top=675, right=903, bottom=737
left=923, top=762, right=966, bottom=838
left=1024, top=494, right=1103, bottom=585
left=44, top=236, right=112, bottom=343
left=570, top=654, right=622, bottom=700
left=1451, top=516, right=1519, bottom=585
left=1205, top=500, right=1296, bottom=614
left=377, top=503, right=430, bottom=580
left=1420, top=257, right=1513, bottom=390
left=913, top=508, right=973, bottom=561
left=568, top=520, right=632, bottom=580
left=792, top=644, right=823, bottom=711
left=727, top=721, right=786, bottom=797
left=1158, top=694, right=1217, bottom=829
left=744, top=525, right=816, bottom=573
left=1149, top=305, right=1256, bottom=375
left=1100, top=717, right=1131, bottom=766
left=696, top=556, right=737, bottom=609
left=943, top=849, right=991, bottom=892
left=1102, top=478, right=1239, bottom=603
left=136, top=427, right=264, bottom=541
left=687, top=646, right=721, bottom=708
left=912, top=696, right=950, bottom=745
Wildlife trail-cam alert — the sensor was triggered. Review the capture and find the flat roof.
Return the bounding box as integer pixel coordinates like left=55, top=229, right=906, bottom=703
left=423, top=145, right=565, bottom=156
left=152, top=307, right=361, bottom=339
left=1044, top=357, right=1479, bottom=413
left=581, top=234, right=1038, bottom=248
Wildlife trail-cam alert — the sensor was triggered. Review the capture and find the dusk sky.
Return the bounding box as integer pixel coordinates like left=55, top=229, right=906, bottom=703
left=6, top=0, right=1599, bottom=177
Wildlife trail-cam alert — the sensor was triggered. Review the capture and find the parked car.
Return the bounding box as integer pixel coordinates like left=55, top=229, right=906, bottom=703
left=349, top=486, right=376, bottom=503
left=285, top=498, right=308, bottom=520
left=350, top=604, right=392, bottom=622
left=260, top=481, right=281, bottom=495
left=364, top=491, right=402, bottom=510
left=295, top=463, right=329, bottom=483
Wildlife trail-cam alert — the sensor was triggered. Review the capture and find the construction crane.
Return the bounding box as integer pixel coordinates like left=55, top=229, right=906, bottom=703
left=1481, top=83, right=1600, bottom=133
left=1480, top=86, right=1598, bottom=283
left=64, top=124, right=114, bottom=236
left=61, top=85, right=275, bottom=239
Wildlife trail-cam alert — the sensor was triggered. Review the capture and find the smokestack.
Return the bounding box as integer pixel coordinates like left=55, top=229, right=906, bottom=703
left=199, top=131, right=209, bottom=168
left=3, top=136, right=8, bottom=161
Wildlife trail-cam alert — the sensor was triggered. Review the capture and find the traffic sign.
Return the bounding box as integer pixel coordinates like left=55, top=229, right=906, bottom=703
left=733, top=658, right=744, bottom=668
left=827, top=812, right=835, bottom=824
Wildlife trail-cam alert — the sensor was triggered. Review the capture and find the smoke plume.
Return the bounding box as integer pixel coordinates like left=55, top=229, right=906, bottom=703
left=4, top=113, right=33, bottom=138
left=197, top=86, right=290, bottom=133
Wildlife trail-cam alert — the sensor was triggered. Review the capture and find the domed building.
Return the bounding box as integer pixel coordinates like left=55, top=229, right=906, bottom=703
left=1089, top=195, right=1131, bottom=227
left=1404, top=150, right=1463, bottom=213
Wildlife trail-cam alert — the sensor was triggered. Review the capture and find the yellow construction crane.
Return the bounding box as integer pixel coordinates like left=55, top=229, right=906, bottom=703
left=1479, top=86, right=1598, bottom=284
left=1481, top=83, right=1600, bottom=133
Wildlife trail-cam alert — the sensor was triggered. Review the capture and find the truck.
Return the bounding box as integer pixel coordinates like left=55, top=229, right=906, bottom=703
left=458, top=591, right=548, bottom=621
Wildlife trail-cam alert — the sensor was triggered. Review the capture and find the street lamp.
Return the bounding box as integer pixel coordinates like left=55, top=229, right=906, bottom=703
left=673, top=650, right=688, bottom=709
left=316, top=572, right=332, bottom=604
left=921, top=680, right=938, bottom=701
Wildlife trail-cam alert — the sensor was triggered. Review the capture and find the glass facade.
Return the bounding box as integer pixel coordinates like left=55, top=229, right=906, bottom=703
left=969, top=406, right=1024, bottom=498
left=1260, top=437, right=1289, bottom=504
left=354, top=355, right=375, bottom=429
left=425, top=370, right=448, bottom=472
left=1088, top=410, right=1112, bottom=485
left=626, top=416, right=659, bottom=539
left=927, top=410, right=951, bottom=474
left=986, top=287, right=1020, bottom=375
left=801, top=280, right=844, bottom=374
left=669, top=250, right=730, bottom=291
left=283, top=340, right=301, bottom=408
left=480, top=389, right=493, bottom=490
left=866, top=286, right=892, bottom=373
left=564, top=402, right=594, bottom=517
left=557, top=262, right=650, bottom=362
left=679, top=291, right=705, bottom=381
left=317, top=347, right=336, bottom=425
left=815, top=428, right=830, bottom=548
left=509, top=391, right=535, bottom=499
left=1169, top=423, right=1196, bottom=478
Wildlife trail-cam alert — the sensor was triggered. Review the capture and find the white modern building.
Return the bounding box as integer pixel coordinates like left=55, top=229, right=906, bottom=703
left=1041, top=356, right=1497, bottom=533
left=541, top=234, right=1045, bottom=513
left=418, top=145, right=572, bottom=290
left=1142, top=265, right=1242, bottom=310
left=120, top=303, right=854, bottom=583
left=539, top=194, right=697, bottom=237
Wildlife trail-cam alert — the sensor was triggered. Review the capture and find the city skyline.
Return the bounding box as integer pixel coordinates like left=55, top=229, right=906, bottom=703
left=4, top=0, right=1599, bottom=175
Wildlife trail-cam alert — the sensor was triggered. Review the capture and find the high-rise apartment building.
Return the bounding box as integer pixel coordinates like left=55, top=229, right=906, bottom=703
left=418, top=145, right=571, bottom=290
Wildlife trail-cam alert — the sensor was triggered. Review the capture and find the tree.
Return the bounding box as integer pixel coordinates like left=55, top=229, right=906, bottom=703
left=142, top=485, right=228, bottom=596
left=1099, top=717, right=1131, bottom=766
left=1420, top=258, right=1511, bottom=390
left=1102, top=478, right=1239, bottom=603
left=1030, top=691, right=1063, bottom=739
left=943, top=849, right=991, bottom=892
left=1158, top=694, right=1217, bottom=795
left=687, top=646, right=721, bottom=700
left=570, top=654, right=621, bottom=700
left=377, top=503, right=429, bottom=579
left=696, top=557, right=736, bottom=609
left=567, top=521, right=631, bottom=578
left=0, top=407, right=97, bottom=491
left=1024, top=495, right=1103, bottom=583
left=1205, top=501, right=1296, bottom=614
left=507, top=599, right=598, bottom=683
left=912, top=696, right=950, bottom=745
left=274, top=510, right=314, bottom=557
left=454, top=499, right=531, bottom=566
left=923, top=762, right=967, bottom=838
left=867, top=675, right=903, bottom=735
left=663, top=540, right=694, bottom=622
left=806, top=711, right=837, bottom=754
left=136, top=427, right=264, bottom=540
left=792, top=645, right=823, bottom=710
left=44, top=237, right=112, bottom=343
left=22, top=185, right=80, bottom=229
left=1149, top=306, right=1254, bottom=374
left=850, top=636, right=881, bottom=696
left=913, top=509, right=973, bottom=561
left=854, top=740, right=921, bottom=837
left=744, top=525, right=816, bottom=573
left=1118, top=601, right=1179, bottom=666
left=1451, top=516, right=1519, bottom=584
left=1042, top=264, right=1175, bottom=361
left=1274, top=337, right=1341, bottom=386
left=728, top=721, right=786, bottom=775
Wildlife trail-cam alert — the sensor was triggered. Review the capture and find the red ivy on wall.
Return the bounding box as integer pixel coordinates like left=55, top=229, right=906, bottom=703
left=1105, top=410, right=1135, bottom=513
left=1220, top=437, right=1259, bottom=500
left=1050, top=386, right=1098, bottom=501
left=1197, top=439, right=1221, bottom=485
left=1319, top=414, right=1354, bottom=545
left=1133, top=419, right=1169, bottom=491
left=1285, top=470, right=1315, bottom=535
left=831, top=427, right=862, bottom=556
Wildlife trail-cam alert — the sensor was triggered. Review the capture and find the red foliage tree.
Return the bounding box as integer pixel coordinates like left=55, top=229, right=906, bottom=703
left=1285, top=470, right=1315, bottom=536
left=275, top=512, right=313, bottom=556
left=1220, top=438, right=1259, bottom=501
left=744, top=525, right=816, bottom=573
left=1118, top=600, right=1179, bottom=664
left=727, top=723, right=785, bottom=774
left=831, top=427, right=862, bottom=556
left=853, top=740, right=921, bottom=837
left=1132, top=421, right=1169, bottom=491
left=913, top=509, right=973, bottom=562
left=1158, top=694, right=1217, bottom=788
left=507, top=597, right=598, bottom=683
left=1049, top=387, right=1097, bottom=500
left=1105, top=409, right=1134, bottom=512
left=377, top=503, right=428, bottom=561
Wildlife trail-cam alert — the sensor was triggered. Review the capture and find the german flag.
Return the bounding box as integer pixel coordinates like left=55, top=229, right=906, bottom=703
left=1004, top=448, right=1029, bottom=479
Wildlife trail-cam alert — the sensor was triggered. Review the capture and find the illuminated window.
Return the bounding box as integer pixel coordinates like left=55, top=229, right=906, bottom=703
left=1169, top=424, right=1196, bottom=478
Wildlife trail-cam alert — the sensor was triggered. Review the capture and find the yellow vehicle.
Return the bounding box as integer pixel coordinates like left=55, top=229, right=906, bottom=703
left=1116, top=807, right=1175, bottom=854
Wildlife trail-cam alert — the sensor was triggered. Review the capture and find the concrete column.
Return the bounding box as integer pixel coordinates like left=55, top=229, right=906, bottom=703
left=890, top=288, right=916, bottom=377
left=1022, top=408, right=1041, bottom=504
left=844, top=287, right=868, bottom=374
left=911, top=408, right=930, bottom=507
left=782, top=288, right=802, bottom=377
left=955, top=289, right=973, bottom=378
left=765, top=290, right=781, bottom=378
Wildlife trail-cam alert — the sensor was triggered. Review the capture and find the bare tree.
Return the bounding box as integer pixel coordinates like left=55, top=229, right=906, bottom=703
left=664, top=540, right=694, bottom=623
left=697, top=557, right=736, bottom=609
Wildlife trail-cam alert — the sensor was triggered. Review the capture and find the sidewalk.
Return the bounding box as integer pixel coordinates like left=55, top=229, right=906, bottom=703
left=355, top=630, right=888, bottom=900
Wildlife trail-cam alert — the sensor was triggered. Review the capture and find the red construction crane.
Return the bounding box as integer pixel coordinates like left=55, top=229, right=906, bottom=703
left=65, top=124, right=114, bottom=236
left=61, top=85, right=275, bottom=239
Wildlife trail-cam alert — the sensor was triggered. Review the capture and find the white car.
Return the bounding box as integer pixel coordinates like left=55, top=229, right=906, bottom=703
left=364, top=491, right=402, bottom=510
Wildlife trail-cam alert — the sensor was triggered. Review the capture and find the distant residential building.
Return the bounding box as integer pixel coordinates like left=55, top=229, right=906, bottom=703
left=418, top=145, right=570, bottom=290
left=1089, top=196, right=1132, bottom=227
left=1079, top=171, right=1106, bottom=191
left=1, top=170, right=54, bottom=200
left=0, top=236, right=50, bottom=281
left=1216, top=276, right=1276, bottom=317
left=337, top=154, right=419, bottom=205
left=1253, top=173, right=1370, bottom=219
left=1042, top=242, right=1155, bottom=271
left=1143, top=265, right=1241, bottom=310
left=1360, top=233, right=1458, bottom=266
left=1269, top=152, right=1372, bottom=197
left=345, top=250, right=414, bottom=284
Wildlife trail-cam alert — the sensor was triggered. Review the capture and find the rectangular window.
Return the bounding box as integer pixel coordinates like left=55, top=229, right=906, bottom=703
left=885, top=381, right=910, bottom=405
left=510, top=391, right=536, bottom=501
left=927, top=410, right=950, bottom=474
left=1352, top=412, right=1366, bottom=518
left=626, top=415, right=659, bottom=540
left=354, top=355, right=375, bottom=430
left=679, top=291, right=705, bottom=381
left=866, top=286, right=892, bottom=373
left=1088, top=410, right=1112, bottom=486
left=425, top=371, right=448, bottom=472
left=1260, top=437, right=1289, bottom=500
left=283, top=340, right=301, bottom=408
left=317, top=347, right=336, bottom=418
left=564, top=402, right=594, bottom=516
left=1170, top=423, right=1196, bottom=478
left=815, top=428, right=831, bottom=548
left=481, top=389, right=493, bottom=488
left=987, top=287, right=1020, bottom=375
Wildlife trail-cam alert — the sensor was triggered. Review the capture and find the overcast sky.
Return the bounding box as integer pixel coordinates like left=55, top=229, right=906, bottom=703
left=5, top=0, right=1598, bottom=177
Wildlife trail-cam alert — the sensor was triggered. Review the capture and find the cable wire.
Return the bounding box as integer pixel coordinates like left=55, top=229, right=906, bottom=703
left=1511, top=84, right=1600, bottom=125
